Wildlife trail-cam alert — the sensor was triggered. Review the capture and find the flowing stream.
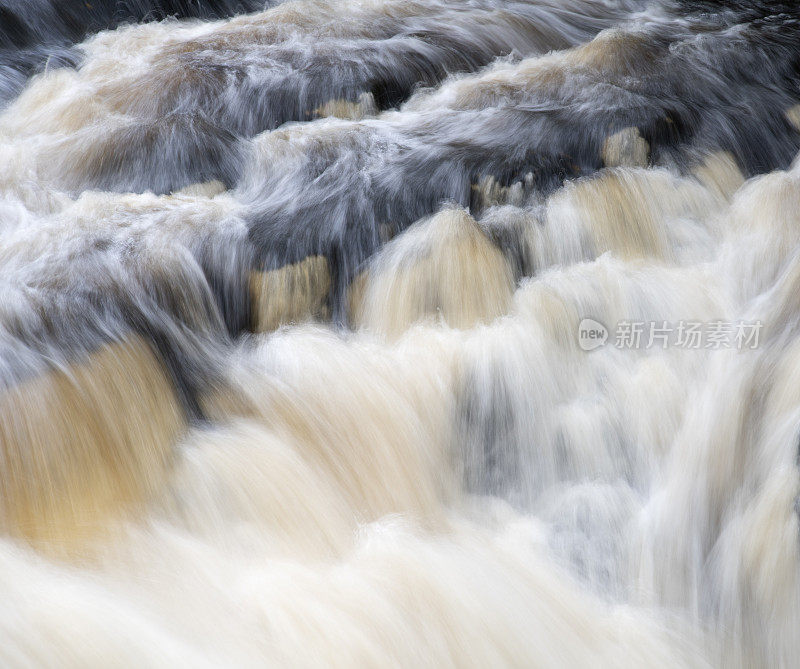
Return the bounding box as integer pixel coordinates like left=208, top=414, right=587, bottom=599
left=0, top=0, right=799, bottom=666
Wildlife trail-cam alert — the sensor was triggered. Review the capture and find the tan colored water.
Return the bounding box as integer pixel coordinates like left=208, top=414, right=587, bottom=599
left=0, top=0, right=799, bottom=666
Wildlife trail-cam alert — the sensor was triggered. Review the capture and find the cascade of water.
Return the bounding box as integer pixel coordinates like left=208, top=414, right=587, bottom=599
left=0, top=1, right=799, bottom=666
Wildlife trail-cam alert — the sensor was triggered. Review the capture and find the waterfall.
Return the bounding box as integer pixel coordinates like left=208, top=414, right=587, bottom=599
left=0, top=0, right=799, bottom=665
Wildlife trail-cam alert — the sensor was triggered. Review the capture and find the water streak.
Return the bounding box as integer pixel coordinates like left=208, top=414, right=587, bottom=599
left=0, top=0, right=799, bottom=666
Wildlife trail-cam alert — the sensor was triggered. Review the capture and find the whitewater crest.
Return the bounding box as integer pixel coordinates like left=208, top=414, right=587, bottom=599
left=0, top=0, right=799, bottom=666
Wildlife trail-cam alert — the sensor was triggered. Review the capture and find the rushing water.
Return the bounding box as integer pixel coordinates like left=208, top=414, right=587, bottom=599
left=0, top=0, right=799, bottom=666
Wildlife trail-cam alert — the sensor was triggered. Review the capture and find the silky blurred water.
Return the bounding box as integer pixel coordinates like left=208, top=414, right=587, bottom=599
left=0, top=0, right=799, bottom=666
